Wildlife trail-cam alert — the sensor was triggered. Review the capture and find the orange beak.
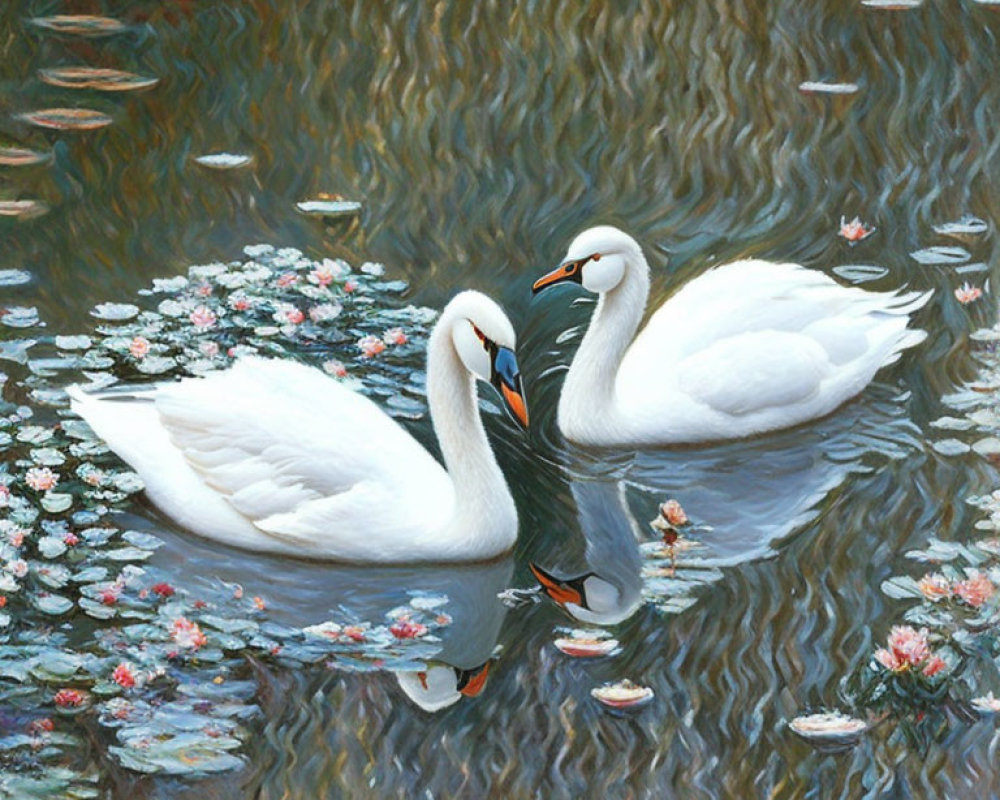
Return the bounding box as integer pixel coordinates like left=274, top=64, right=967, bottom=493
left=502, top=383, right=529, bottom=427
left=456, top=662, right=491, bottom=697
left=529, top=562, right=582, bottom=607
left=532, top=258, right=584, bottom=294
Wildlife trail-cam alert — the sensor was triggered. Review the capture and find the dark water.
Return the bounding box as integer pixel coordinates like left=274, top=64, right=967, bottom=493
left=4, top=0, right=1000, bottom=797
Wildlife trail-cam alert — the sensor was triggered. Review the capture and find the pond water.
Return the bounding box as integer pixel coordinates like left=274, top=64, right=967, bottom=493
left=4, top=0, right=1000, bottom=797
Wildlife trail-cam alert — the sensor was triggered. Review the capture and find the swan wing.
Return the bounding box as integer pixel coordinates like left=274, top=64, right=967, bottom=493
left=153, top=357, right=452, bottom=544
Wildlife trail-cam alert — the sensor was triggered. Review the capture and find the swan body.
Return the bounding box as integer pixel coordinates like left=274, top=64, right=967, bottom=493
left=69, top=291, right=529, bottom=563
left=533, top=226, right=931, bottom=447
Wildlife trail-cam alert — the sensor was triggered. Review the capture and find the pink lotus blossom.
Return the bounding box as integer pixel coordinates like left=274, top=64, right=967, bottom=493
left=839, top=216, right=875, bottom=243
left=112, top=662, right=136, bottom=688
left=275, top=272, right=298, bottom=288
left=875, top=625, right=931, bottom=672
left=922, top=655, right=948, bottom=678
left=199, top=341, right=220, bottom=358
left=253, top=596, right=266, bottom=610
left=8, top=529, right=24, bottom=548
left=229, top=294, right=252, bottom=311
left=954, top=283, right=983, bottom=305
left=323, top=360, right=347, bottom=378
left=196, top=283, right=213, bottom=297
left=954, top=572, right=995, bottom=608
left=151, top=582, right=175, bottom=598
left=343, top=625, right=366, bottom=642
left=660, top=499, right=688, bottom=527
left=308, top=266, right=335, bottom=287
left=7, top=560, right=28, bottom=578
left=189, top=305, right=217, bottom=328
left=25, top=467, right=58, bottom=492
left=53, top=689, right=85, bottom=708
left=390, top=617, right=428, bottom=639
left=128, top=337, right=150, bottom=359
left=344, top=278, right=358, bottom=293
left=63, top=533, right=79, bottom=546
left=383, top=327, right=407, bottom=346
left=917, top=573, right=951, bottom=601
left=171, top=617, right=208, bottom=650
left=283, top=307, right=305, bottom=325
left=82, top=470, right=104, bottom=487
left=358, top=335, right=385, bottom=358
left=27, top=718, right=54, bottom=735
left=100, top=585, right=121, bottom=605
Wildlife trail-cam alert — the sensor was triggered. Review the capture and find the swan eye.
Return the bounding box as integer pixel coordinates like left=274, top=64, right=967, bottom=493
left=592, top=253, right=601, bottom=262
left=471, top=323, right=488, bottom=348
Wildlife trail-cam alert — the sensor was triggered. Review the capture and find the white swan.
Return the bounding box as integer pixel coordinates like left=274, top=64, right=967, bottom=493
left=68, top=291, right=529, bottom=563
left=533, top=226, right=931, bottom=447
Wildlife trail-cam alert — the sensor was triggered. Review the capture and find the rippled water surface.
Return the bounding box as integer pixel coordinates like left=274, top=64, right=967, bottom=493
left=4, top=0, right=1000, bottom=797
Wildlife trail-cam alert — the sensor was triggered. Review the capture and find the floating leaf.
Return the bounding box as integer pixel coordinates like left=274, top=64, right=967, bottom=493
left=32, top=593, right=74, bottom=616
left=0, top=268, right=33, bottom=286
left=832, top=264, right=889, bottom=283
left=19, top=108, right=113, bottom=131
left=91, top=303, right=139, bottom=321
left=296, top=199, right=362, bottom=218
left=0, top=147, right=50, bottom=167
left=38, top=67, right=158, bottom=92
left=194, top=153, right=253, bottom=170
left=798, top=81, right=859, bottom=95
left=28, top=15, right=127, bottom=36
left=0, top=200, right=48, bottom=219
left=1, top=306, right=41, bottom=328
left=910, top=246, right=972, bottom=265
left=933, top=216, right=988, bottom=236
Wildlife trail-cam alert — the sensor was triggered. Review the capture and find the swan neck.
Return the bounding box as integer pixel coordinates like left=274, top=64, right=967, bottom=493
left=426, top=322, right=513, bottom=525
left=562, top=250, right=650, bottom=418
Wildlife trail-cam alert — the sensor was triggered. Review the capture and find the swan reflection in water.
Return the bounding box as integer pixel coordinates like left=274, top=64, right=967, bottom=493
left=146, top=523, right=513, bottom=712
left=530, top=383, right=922, bottom=624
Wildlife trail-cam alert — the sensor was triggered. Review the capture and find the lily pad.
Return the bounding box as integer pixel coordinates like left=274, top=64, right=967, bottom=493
left=19, top=108, right=113, bottom=131
left=0, top=268, right=33, bottom=286
left=194, top=153, right=253, bottom=170
left=0, top=147, right=50, bottom=167
left=91, top=303, right=140, bottom=321
left=798, top=81, right=859, bottom=95
left=910, top=246, right=972, bottom=265
left=28, top=15, right=127, bottom=37
left=38, top=67, right=159, bottom=92
left=0, top=200, right=49, bottom=219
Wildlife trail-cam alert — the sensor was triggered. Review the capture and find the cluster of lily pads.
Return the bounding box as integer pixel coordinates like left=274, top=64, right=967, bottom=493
left=0, top=246, right=448, bottom=788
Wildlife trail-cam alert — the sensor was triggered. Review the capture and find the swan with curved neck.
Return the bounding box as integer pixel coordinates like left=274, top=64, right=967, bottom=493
left=533, top=226, right=930, bottom=447
left=69, top=291, right=528, bottom=563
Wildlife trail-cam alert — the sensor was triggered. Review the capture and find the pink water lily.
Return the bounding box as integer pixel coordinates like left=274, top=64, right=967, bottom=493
left=358, top=335, right=385, bottom=358
left=25, top=467, right=58, bottom=492
left=660, top=499, right=688, bottom=527
left=172, top=617, right=208, bottom=650
left=917, top=572, right=951, bottom=601
left=112, top=662, right=136, bottom=688
left=275, top=272, right=298, bottom=288
left=189, top=305, right=217, bottom=328
left=954, top=282, right=983, bottom=305
left=839, top=216, right=875, bottom=243
left=323, top=360, right=348, bottom=377
left=954, top=572, right=995, bottom=608
left=308, top=265, right=335, bottom=287
left=874, top=625, right=932, bottom=672
left=128, top=336, right=150, bottom=359
left=54, top=689, right=85, bottom=708
left=383, top=327, right=407, bottom=346
left=390, top=618, right=428, bottom=639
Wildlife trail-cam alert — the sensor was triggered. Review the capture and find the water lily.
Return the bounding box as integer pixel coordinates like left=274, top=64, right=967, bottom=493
left=344, top=278, right=358, bottom=293
left=358, top=335, right=386, bottom=358
left=0, top=484, right=9, bottom=507
left=151, top=582, right=175, bottom=598
left=275, top=272, right=298, bottom=288
left=390, top=617, right=428, bottom=639
left=228, top=293, right=252, bottom=311
left=308, top=265, right=335, bottom=287
left=874, top=625, right=931, bottom=672
left=54, top=688, right=85, bottom=707
left=309, top=302, right=342, bottom=323
left=955, top=282, right=983, bottom=305
left=63, top=532, right=79, bottom=546
left=383, top=327, right=407, bottom=346
left=199, top=341, right=220, bottom=358
left=253, top=596, right=266, bottom=610
left=172, top=617, right=208, bottom=650
left=189, top=305, right=218, bottom=328
left=954, top=572, right=995, bottom=607
left=27, top=718, right=55, bottom=735
left=839, top=216, right=875, bottom=243
left=659, top=499, right=688, bottom=527
left=25, top=466, right=58, bottom=491
left=128, top=336, right=150, bottom=358
left=6, top=559, right=29, bottom=578
left=112, top=662, right=137, bottom=688
left=323, top=360, right=347, bottom=378
left=922, top=654, right=948, bottom=677
left=917, top=572, right=951, bottom=601
left=972, top=692, right=1000, bottom=713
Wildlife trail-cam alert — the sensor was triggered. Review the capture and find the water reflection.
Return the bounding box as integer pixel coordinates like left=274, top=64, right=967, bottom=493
left=150, top=519, right=512, bottom=713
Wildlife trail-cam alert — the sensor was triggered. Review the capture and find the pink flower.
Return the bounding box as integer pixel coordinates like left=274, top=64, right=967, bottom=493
left=54, top=689, right=85, bottom=708
left=954, top=572, right=995, bottom=608
left=839, top=216, right=875, bottom=243
left=308, top=266, right=335, bottom=287
left=63, top=533, right=79, bottom=546
left=196, top=283, right=213, bottom=297
left=917, top=573, right=951, bottom=602
left=171, top=617, right=208, bottom=650
left=954, top=283, right=983, bottom=305
left=82, top=470, right=104, bottom=487
left=323, top=360, right=347, bottom=378
left=99, top=586, right=120, bottom=606
left=8, top=529, right=24, bottom=548
left=7, top=559, right=28, bottom=578
left=344, top=278, right=357, bottom=293
left=189, top=306, right=217, bottom=328
left=128, top=337, right=150, bottom=359
left=228, top=294, right=251, bottom=312
left=151, top=582, right=175, bottom=598
left=253, top=596, right=266, bottom=610
left=27, top=718, right=54, bottom=735
left=283, top=308, right=305, bottom=325
left=343, top=625, right=366, bottom=642
left=358, top=335, right=385, bottom=358
left=199, top=341, right=220, bottom=358
left=276, top=272, right=298, bottom=288
left=25, top=467, right=58, bottom=492
left=660, top=499, right=688, bottom=527
left=112, top=662, right=136, bottom=688
left=922, top=655, right=948, bottom=678
left=383, top=327, right=407, bottom=346
left=0, top=484, right=9, bottom=507
left=876, top=626, right=931, bottom=672
left=390, top=618, right=428, bottom=639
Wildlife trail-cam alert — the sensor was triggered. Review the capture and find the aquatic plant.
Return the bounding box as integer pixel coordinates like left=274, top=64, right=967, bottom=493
left=0, top=246, right=450, bottom=783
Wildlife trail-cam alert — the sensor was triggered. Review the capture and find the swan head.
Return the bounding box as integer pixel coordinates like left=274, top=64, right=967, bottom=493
left=394, top=661, right=492, bottom=712
left=444, top=291, right=529, bottom=428
left=532, top=225, right=642, bottom=296
left=529, top=562, right=639, bottom=625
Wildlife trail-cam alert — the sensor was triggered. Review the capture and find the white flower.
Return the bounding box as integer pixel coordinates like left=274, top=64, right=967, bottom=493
left=243, top=243, right=274, bottom=258
left=360, top=262, right=385, bottom=277
left=309, top=303, right=342, bottom=323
